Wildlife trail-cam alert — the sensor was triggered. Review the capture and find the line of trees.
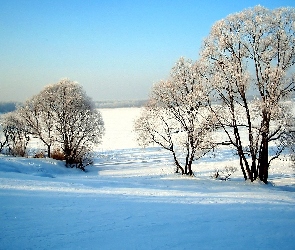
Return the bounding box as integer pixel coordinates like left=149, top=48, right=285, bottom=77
left=1, top=6, right=294, bottom=181
left=135, top=6, right=295, bottom=183
left=0, top=102, right=19, bottom=114
left=0, top=79, right=105, bottom=171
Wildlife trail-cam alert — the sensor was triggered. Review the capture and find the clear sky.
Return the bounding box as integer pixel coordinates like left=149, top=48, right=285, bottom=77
left=1, top=0, right=295, bottom=102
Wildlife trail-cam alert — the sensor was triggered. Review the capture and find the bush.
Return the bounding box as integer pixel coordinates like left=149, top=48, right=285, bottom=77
left=9, top=144, right=27, bottom=157
left=51, top=148, right=65, bottom=161
left=65, top=151, right=94, bottom=172
left=212, top=166, right=237, bottom=181
left=33, top=151, right=45, bottom=158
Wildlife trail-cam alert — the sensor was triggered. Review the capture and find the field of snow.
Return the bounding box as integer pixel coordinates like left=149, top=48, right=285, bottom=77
left=1, top=107, right=295, bottom=249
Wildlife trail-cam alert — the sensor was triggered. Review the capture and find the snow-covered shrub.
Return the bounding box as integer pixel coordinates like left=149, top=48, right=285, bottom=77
left=51, top=148, right=65, bottom=161
left=212, top=166, right=237, bottom=181
left=33, top=151, right=45, bottom=158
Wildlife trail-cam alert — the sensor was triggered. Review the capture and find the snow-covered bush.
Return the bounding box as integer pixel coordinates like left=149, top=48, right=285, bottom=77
left=212, top=166, right=237, bottom=181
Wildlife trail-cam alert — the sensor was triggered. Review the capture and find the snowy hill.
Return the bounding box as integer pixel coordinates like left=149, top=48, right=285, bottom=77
left=1, top=108, right=295, bottom=249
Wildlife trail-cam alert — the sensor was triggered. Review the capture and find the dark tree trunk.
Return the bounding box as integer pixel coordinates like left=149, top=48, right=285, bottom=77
left=238, top=153, right=247, bottom=181
left=252, top=159, right=258, bottom=180
left=258, top=110, right=270, bottom=184
left=172, top=151, right=184, bottom=174
left=237, top=148, right=252, bottom=181
left=187, top=160, right=193, bottom=176
left=258, top=132, right=269, bottom=184
left=184, top=155, right=188, bottom=175
left=47, top=145, right=51, bottom=158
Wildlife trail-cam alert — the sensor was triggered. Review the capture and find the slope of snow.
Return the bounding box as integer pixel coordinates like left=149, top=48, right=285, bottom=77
left=0, top=108, right=295, bottom=249
left=98, top=107, right=141, bottom=150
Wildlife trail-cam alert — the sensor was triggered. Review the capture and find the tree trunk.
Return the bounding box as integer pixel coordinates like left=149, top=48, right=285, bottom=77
left=184, top=153, right=188, bottom=175
left=237, top=147, right=253, bottom=181
left=251, top=159, right=258, bottom=181
left=47, top=145, right=51, bottom=158
left=258, top=110, right=270, bottom=184
left=238, top=153, right=247, bottom=181
left=258, top=132, right=269, bottom=184
left=187, top=159, right=193, bottom=176
left=172, top=151, right=184, bottom=174
left=243, top=156, right=253, bottom=181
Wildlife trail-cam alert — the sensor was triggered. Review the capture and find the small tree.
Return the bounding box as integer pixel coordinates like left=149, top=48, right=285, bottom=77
left=2, top=112, right=30, bottom=156
left=38, top=79, right=105, bottom=169
left=282, top=121, right=295, bottom=164
left=14, top=78, right=105, bottom=170
left=135, top=58, right=215, bottom=175
left=0, top=119, right=8, bottom=153
left=18, top=94, right=56, bottom=157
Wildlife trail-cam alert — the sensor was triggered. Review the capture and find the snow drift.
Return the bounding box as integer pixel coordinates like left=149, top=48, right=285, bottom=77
left=0, top=108, right=294, bottom=249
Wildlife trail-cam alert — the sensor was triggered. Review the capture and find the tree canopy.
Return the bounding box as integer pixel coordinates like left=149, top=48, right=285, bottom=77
left=2, top=79, right=105, bottom=170
left=135, top=6, right=295, bottom=183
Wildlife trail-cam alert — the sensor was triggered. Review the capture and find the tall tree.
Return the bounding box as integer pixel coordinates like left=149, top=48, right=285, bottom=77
left=135, top=58, right=215, bottom=175
left=201, top=6, right=295, bottom=183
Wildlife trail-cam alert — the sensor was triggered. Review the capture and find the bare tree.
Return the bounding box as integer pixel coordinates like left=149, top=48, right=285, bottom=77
left=18, top=94, right=56, bottom=157
left=14, top=78, right=105, bottom=170
left=40, top=79, right=105, bottom=170
left=200, top=6, right=295, bottom=183
left=0, top=117, right=8, bottom=152
left=0, top=122, right=8, bottom=153
left=2, top=112, right=30, bottom=156
left=135, top=58, right=215, bottom=175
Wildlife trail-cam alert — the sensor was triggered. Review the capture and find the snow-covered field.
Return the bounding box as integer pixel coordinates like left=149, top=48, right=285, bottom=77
left=1, top=108, right=295, bottom=249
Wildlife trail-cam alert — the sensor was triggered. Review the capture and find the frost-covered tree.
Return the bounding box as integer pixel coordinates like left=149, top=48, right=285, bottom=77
left=0, top=120, right=8, bottom=152
left=200, top=6, right=295, bottom=183
left=40, top=79, right=105, bottom=169
left=18, top=79, right=105, bottom=170
left=2, top=112, right=30, bottom=156
left=18, top=94, right=56, bottom=157
left=135, top=58, right=215, bottom=175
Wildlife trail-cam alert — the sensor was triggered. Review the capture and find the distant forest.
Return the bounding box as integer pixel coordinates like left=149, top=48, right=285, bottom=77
left=94, top=100, right=147, bottom=109
left=0, top=100, right=147, bottom=114
left=0, top=102, right=19, bottom=114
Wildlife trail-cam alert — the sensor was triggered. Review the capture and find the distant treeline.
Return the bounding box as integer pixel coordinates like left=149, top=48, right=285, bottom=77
left=0, top=100, right=146, bottom=113
left=95, top=100, right=147, bottom=109
left=0, top=100, right=147, bottom=113
left=0, top=102, right=20, bottom=114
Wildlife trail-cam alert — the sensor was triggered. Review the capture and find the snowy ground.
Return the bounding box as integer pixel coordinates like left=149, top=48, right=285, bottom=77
left=1, top=108, right=295, bottom=249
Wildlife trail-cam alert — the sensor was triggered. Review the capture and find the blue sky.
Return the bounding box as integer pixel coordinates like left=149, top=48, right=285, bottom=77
left=1, top=0, right=294, bottom=102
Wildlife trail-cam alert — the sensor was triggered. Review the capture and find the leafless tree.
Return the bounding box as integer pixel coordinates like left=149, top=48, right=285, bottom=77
left=135, top=58, right=215, bottom=175
left=0, top=119, right=8, bottom=152
left=39, top=79, right=105, bottom=170
left=18, top=94, right=56, bottom=157
left=16, top=79, right=105, bottom=170
left=200, top=6, right=295, bottom=183
left=2, top=112, right=30, bottom=156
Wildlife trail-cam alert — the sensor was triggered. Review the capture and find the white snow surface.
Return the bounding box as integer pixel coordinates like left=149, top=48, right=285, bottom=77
left=1, top=107, right=295, bottom=249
